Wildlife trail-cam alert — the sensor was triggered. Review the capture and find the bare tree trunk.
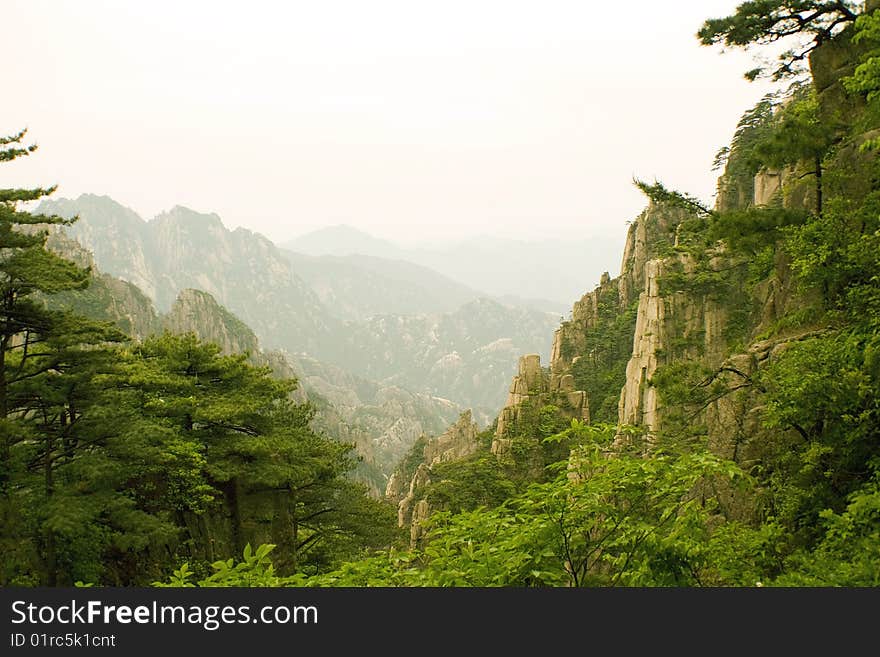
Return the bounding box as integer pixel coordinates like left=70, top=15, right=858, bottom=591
left=0, top=331, right=9, bottom=496
left=291, top=503, right=299, bottom=573
left=227, top=478, right=243, bottom=556
left=44, top=429, right=56, bottom=587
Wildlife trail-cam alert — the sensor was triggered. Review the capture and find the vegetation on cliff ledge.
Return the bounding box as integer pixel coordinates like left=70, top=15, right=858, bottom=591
left=165, top=3, right=880, bottom=587
left=5, top=3, right=880, bottom=588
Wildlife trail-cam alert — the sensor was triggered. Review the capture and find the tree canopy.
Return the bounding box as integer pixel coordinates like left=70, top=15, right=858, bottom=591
left=0, top=130, right=398, bottom=585
left=698, top=1, right=863, bottom=80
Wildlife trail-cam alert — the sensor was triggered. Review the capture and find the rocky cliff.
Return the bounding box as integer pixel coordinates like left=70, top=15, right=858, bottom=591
left=386, top=410, right=480, bottom=546
left=45, top=229, right=161, bottom=339
left=42, top=234, right=461, bottom=495
left=491, top=353, right=589, bottom=456
left=388, top=22, right=879, bottom=538
left=39, top=196, right=338, bottom=356
left=164, top=288, right=262, bottom=356
left=40, top=196, right=555, bottom=426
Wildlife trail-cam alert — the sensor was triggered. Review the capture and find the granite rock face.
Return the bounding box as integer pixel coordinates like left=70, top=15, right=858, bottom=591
left=39, top=195, right=337, bottom=357
left=494, top=354, right=589, bottom=443
left=164, top=288, right=261, bottom=356
left=390, top=411, right=481, bottom=546
left=423, top=410, right=480, bottom=466
left=40, top=195, right=556, bottom=433
left=44, top=230, right=461, bottom=496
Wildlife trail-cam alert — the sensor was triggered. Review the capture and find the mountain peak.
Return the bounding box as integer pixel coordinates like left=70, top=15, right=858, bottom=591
left=283, top=224, right=402, bottom=259
left=325, top=223, right=374, bottom=236
left=154, top=205, right=225, bottom=230
left=75, top=192, right=123, bottom=205
left=37, top=194, right=145, bottom=228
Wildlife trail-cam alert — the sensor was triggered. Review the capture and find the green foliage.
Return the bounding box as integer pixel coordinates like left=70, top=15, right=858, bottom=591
left=710, top=207, right=808, bottom=255
left=845, top=9, right=880, bottom=104
left=774, top=473, right=880, bottom=586
left=154, top=543, right=283, bottom=587
left=699, top=520, right=789, bottom=586
left=762, top=89, right=835, bottom=159
left=423, top=452, right=518, bottom=514
left=8, top=330, right=399, bottom=586
left=715, top=93, right=780, bottom=171
left=0, top=129, right=39, bottom=162
left=570, top=298, right=639, bottom=424
left=698, top=1, right=861, bottom=80
left=784, top=192, right=880, bottom=312
left=0, top=129, right=145, bottom=586
left=634, top=179, right=714, bottom=218
left=170, top=424, right=751, bottom=587
left=756, top=330, right=880, bottom=532
left=716, top=93, right=782, bottom=206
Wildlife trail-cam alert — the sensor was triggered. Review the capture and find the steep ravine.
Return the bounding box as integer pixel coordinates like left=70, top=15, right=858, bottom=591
left=38, top=195, right=557, bottom=416
left=388, top=196, right=783, bottom=538
left=43, top=234, right=461, bottom=496
left=386, top=32, right=864, bottom=537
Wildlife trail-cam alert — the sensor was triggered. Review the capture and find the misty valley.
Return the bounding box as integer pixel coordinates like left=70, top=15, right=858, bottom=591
left=2, top=2, right=880, bottom=589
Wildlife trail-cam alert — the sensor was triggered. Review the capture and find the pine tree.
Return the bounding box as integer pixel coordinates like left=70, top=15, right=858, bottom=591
left=0, top=130, right=87, bottom=484
left=132, top=332, right=397, bottom=573
left=698, top=1, right=862, bottom=80
left=0, top=129, right=146, bottom=584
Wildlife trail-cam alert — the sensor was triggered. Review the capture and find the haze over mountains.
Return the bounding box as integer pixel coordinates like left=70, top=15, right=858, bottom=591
left=283, top=252, right=482, bottom=321
left=283, top=224, right=623, bottom=311
left=38, top=194, right=577, bottom=478
left=40, top=195, right=334, bottom=355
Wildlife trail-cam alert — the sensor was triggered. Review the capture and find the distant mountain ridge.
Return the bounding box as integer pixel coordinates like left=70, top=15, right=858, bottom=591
left=40, top=195, right=337, bottom=357
left=43, top=234, right=462, bottom=493
left=39, top=194, right=561, bottom=437
left=283, top=224, right=623, bottom=309
left=332, top=298, right=556, bottom=413
left=283, top=251, right=482, bottom=321
left=286, top=224, right=403, bottom=261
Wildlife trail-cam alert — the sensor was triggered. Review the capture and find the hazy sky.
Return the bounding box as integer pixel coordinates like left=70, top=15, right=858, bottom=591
left=5, top=0, right=775, bottom=245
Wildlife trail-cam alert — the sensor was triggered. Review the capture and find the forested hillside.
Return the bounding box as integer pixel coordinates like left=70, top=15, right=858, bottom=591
left=0, top=164, right=400, bottom=585
left=3, top=1, right=880, bottom=588
left=40, top=230, right=460, bottom=495
left=152, top=2, right=880, bottom=587
left=343, top=2, right=880, bottom=587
